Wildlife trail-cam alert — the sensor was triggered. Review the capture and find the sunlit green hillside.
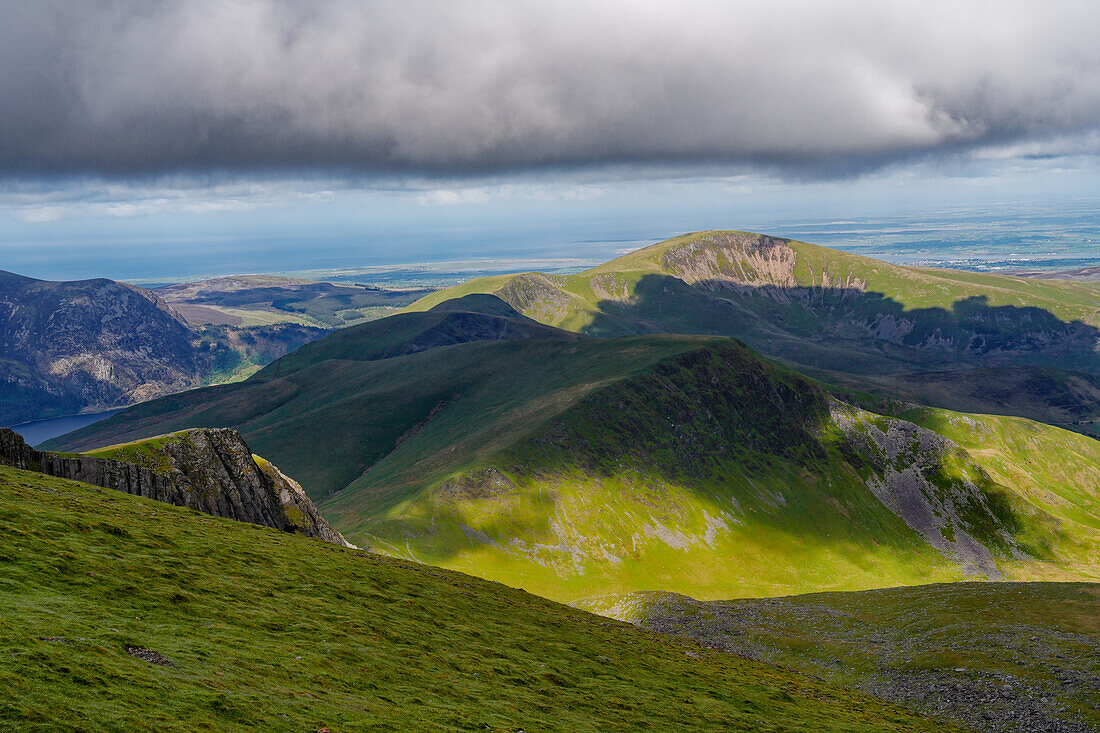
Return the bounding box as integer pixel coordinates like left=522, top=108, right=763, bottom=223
left=0, top=466, right=946, bottom=732
left=49, top=297, right=1100, bottom=604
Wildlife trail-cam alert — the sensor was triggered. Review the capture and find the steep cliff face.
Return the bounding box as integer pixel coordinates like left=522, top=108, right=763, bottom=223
left=0, top=427, right=349, bottom=546
left=0, top=270, right=202, bottom=424
left=0, top=270, right=330, bottom=425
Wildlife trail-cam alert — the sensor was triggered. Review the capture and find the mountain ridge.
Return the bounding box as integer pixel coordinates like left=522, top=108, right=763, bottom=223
left=46, top=309, right=1100, bottom=602
left=405, top=230, right=1100, bottom=433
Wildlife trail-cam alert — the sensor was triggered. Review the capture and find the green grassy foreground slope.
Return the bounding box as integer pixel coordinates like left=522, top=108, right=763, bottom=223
left=0, top=466, right=947, bottom=732
left=578, top=583, right=1100, bottom=733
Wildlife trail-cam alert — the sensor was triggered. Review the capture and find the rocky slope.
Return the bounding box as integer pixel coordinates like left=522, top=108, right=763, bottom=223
left=0, top=269, right=327, bottom=425
left=0, top=426, right=347, bottom=545
left=578, top=583, right=1100, bottom=733
left=0, top=270, right=203, bottom=425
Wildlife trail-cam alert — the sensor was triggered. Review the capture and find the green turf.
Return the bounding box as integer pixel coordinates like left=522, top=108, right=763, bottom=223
left=84, top=431, right=193, bottom=474
left=0, top=466, right=950, bottom=732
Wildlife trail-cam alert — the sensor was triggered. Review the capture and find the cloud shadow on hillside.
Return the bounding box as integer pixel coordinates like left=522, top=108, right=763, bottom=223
left=584, top=273, right=1100, bottom=375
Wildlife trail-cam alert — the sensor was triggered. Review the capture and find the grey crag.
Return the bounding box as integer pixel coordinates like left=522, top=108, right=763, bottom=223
left=0, top=427, right=348, bottom=546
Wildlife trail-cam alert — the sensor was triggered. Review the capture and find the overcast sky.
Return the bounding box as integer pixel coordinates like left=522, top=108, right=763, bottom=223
left=1, top=0, right=1098, bottom=276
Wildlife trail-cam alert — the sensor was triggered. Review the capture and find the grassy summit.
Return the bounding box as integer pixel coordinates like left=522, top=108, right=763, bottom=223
left=406, top=231, right=1100, bottom=432
left=0, top=466, right=946, bottom=732
left=409, top=230, right=1100, bottom=337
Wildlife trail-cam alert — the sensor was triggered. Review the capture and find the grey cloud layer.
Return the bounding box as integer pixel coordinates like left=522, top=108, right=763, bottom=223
left=2, top=0, right=1098, bottom=177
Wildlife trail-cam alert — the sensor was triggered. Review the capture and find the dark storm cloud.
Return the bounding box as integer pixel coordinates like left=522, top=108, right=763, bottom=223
left=2, top=0, right=1099, bottom=178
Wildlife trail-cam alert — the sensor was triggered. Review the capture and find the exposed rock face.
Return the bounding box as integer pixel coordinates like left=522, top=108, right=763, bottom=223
left=0, top=269, right=328, bottom=425
left=495, top=274, right=580, bottom=323
left=0, top=427, right=350, bottom=546
left=0, top=426, right=38, bottom=469
left=661, top=231, right=803, bottom=291
left=0, top=270, right=204, bottom=425
left=831, top=401, right=1023, bottom=577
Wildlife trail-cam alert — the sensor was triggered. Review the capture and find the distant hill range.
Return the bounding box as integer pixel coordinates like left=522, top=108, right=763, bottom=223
left=0, top=270, right=427, bottom=426
left=407, top=231, right=1100, bottom=436
left=157, top=274, right=433, bottom=329
left=1008, top=265, right=1100, bottom=281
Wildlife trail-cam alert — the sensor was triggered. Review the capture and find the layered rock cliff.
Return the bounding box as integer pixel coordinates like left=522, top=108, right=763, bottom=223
left=0, top=269, right=328, bottom=425
left=0, top=270, right=203, bottom=425
left=0, top=427, right=349, bottom=546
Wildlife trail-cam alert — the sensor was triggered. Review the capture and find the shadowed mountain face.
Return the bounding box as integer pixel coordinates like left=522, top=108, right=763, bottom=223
left=590, top=275, right=1098, bottom=372
left=0, top=270, right=203, bottom=426
left=259, top=293, right=578, bottom=379
left=406, top=231, right=1100, bottom=432
left=813, top=365, right=1100, bottom=439
left=0, top=270, right=326, bottom=426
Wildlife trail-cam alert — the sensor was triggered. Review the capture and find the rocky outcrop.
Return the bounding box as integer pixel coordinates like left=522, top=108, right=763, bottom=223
left=0, top=427, right=350, bottom=546
left=830, top=401, right=1024, bottom=576
left=0, top=270, right=328, bottom=426
left=0, top=426, right=38, bottom=470
left=0, top=269, right=203, bottom=425
left=661, top=232, right=798, bottom=287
